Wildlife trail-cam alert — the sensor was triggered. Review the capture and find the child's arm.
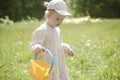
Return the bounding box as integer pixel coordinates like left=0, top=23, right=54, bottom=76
left=30, top=28, right=46, bottom=55
left=62, top=43, right=75, bottom=57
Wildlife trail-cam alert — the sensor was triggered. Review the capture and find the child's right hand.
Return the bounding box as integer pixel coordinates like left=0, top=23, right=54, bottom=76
left=31, top=44, right=45, bottom=56
left=35, top=46, right=45, bottom=55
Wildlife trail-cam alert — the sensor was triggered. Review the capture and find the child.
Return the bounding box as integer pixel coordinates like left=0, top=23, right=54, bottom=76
left=30, top=0, right=75, bottom=80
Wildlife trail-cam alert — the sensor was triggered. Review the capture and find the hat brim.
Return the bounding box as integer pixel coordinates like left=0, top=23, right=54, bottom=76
left=55, top=10, right=71, bottom=16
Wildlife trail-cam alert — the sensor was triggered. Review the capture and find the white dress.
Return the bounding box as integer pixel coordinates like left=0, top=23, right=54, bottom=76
left=31, top=22, right=71, bottom=80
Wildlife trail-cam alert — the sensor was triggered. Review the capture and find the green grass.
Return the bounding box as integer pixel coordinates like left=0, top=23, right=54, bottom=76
left=0, top=19, right=120, bottom=80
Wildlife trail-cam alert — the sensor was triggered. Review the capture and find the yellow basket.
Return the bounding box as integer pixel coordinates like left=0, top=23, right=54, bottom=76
left=29, top=49, right=54, bottom=80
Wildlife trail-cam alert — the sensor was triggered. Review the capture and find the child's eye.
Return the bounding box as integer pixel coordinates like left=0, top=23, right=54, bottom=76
left=56, top=18, right=59, bottom=20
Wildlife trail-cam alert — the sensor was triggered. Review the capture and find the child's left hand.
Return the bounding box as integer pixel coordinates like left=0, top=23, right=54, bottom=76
left=67, top=48, right=75, bottom=57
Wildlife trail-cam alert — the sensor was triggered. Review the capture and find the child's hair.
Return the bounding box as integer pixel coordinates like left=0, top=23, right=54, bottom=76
left=44, top=9, right=55, bottom=19
left=44, top=2, right=55, bottom=19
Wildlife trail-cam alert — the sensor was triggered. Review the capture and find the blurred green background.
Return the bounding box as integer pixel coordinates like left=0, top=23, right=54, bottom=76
left=0, top=0, right=120, bottom=21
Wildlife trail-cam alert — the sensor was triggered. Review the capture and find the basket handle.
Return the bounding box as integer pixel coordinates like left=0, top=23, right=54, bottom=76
left=34, top=49, right=54, bottom=73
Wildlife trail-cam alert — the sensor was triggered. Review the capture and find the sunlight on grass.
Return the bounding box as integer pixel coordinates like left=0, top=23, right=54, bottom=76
left=63, top=16, right=102, bottom=24
left=0, top=18, right=120, bottom=80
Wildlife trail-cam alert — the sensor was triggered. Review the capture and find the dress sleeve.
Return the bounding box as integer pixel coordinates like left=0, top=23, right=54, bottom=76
left=30, top=27, right=46, bottom=54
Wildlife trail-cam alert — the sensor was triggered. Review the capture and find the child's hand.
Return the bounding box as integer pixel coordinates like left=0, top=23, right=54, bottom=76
left=62, top=43, right=75, bottom=57
left=35, top=46, right=45, bottom=55
left=67, top=48, right=75, bottom=57
left=31, top=44, right=45, bottom=55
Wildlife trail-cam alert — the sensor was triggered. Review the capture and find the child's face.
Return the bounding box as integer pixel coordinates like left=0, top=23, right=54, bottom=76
left=47, top=12, right=65, bottom=27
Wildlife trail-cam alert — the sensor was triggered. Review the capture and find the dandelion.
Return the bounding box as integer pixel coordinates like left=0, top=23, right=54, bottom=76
left=85, top=40, right=91, bottom=47
left=16, top=41, right=23, bottom=45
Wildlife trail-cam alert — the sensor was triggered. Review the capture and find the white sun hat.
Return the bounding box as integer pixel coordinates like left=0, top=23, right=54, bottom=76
left=47, top=0, right=71, bottom=16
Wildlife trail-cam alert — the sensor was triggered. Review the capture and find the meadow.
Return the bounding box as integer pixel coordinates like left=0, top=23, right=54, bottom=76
left=0, top=18, right=120, bottom=80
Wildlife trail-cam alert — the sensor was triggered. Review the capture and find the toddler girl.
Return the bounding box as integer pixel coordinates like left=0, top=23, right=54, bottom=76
left=30, top=0, right=74, bottom=80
